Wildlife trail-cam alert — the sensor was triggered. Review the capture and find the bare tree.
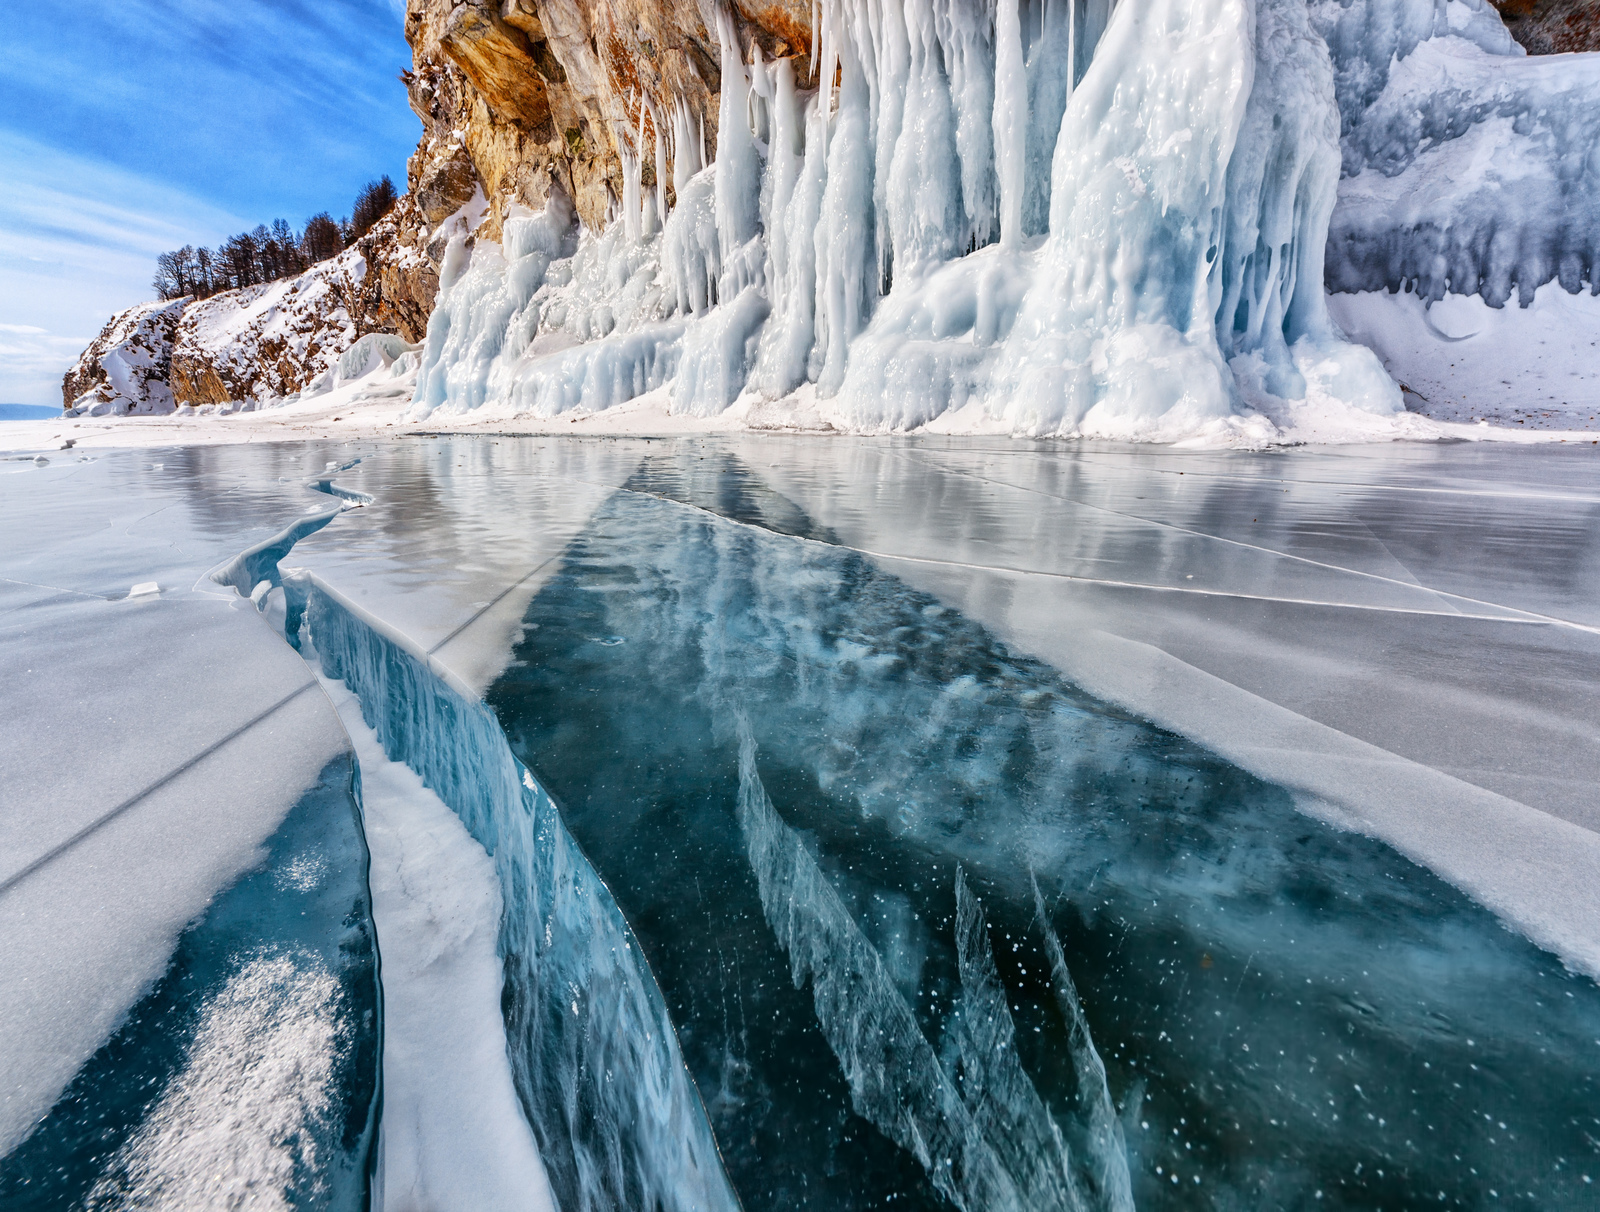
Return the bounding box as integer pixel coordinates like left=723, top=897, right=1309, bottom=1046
left=153, top=248, right=188, bottom=300
left=349, top=175, right=399, bottom=240
left=301, top=212, right=344, bottom=263
left=152, top=180, right=388, bottom=299
left=218, top=232, right=260, bottom=290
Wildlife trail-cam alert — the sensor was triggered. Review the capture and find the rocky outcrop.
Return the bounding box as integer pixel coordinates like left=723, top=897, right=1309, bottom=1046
left=402, top=0, right=814, bottom=239
left=351, top=193, right=440, bottom=344
left=1491, top=0, right=1600, bottom=53
left=61, top=299, right=186, bottom=415
left=65, top=208, right=436, bottom=413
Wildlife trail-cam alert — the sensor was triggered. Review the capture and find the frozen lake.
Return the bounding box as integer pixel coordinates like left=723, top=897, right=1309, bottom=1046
left=3, top=435, right=1598, bottom=1209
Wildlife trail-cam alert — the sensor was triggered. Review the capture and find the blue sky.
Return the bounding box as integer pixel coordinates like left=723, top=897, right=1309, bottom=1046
left=0, top=0, right=420, bottom=404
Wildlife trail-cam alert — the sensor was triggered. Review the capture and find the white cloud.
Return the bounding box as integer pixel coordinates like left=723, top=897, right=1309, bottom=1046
left=0, top=131, right=247, bottom=405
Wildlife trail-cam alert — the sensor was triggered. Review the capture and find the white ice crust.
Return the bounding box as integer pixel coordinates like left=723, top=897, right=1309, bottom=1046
left=322, top=677, right=555, bottom=1212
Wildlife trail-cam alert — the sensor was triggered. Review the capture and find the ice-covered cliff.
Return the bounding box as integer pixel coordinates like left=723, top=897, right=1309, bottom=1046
left=64, top=0, right=1600, bottom=435
left=402, top=0, right=1600, bottom=440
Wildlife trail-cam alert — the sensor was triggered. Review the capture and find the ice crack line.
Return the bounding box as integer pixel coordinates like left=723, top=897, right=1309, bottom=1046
left=427, top=554, right=564, bottom=657
left=0, top=575, right=113, bottom=602
left=605, top=483, right=1583, bottom=632
left=0, top=681, right=319, bottom=898
left=888, top=450, right=1600, bottom=635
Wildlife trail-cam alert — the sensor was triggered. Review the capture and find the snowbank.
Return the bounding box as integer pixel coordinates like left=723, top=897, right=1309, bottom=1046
left=1329, top=283, right=1600, bottom=428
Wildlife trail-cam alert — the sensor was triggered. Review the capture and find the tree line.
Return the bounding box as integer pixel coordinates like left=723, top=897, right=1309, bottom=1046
left=154, top=177, right=399, bottom=301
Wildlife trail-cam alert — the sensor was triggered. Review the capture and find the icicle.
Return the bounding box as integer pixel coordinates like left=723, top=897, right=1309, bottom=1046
left=619, top=133, right=642, bottom=244
left=652, top=99, right=670, bottom=225
left=1022, top=0, right=1074, bottom=237
left=714, top=5, right=763, bottom=291
left=1067, top=0, right=1078, bottom=94
left=671, top=97, right=702, bottom=200
left=814, top=35, right=875, bottom=394
left=993, top=0, right=1027, bottom=248
left=871, top=0, right=910, bottom=289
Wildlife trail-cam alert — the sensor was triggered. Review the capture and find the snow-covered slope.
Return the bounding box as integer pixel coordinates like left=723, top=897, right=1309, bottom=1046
left=164, top=250, right=367, bottom=409
left=60, top=298, right=186, bottom=416
left=63, top=196, right=437, bottom=417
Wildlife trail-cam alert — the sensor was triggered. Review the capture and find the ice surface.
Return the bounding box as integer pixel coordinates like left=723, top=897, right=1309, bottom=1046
left=0, top=448, right=379, bottom=1204
left=743, top=438, right=1600, bottom=957
left=9, top=433, right=1598, bottom=1210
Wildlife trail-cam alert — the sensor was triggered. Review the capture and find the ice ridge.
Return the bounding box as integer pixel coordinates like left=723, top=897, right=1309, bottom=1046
left=735, top=721, right=1128, bottom=1212
left=290, top=573, right=741, bottom=1212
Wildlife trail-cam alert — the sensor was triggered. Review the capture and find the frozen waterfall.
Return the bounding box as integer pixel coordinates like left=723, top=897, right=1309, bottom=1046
left=409, top=0, right=1414, bottom=439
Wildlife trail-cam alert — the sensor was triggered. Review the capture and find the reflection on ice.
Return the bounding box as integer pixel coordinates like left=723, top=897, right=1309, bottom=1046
left=0, top=756, right=378, bottom=1211
left=482, top=449, right=1600, bottom=1209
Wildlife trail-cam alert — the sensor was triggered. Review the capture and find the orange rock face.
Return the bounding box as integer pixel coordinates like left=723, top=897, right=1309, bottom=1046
left=401, top=0, right=814, bottom=239
left=1490, top=0, right=1600, bottom=53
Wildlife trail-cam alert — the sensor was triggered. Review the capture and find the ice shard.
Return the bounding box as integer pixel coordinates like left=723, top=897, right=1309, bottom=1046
left=736, top=722, right=1127, bottom=1212
left=294, top=575, right=740, bottom=1212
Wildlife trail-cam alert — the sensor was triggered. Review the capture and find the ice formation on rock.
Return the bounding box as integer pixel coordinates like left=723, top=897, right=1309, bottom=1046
left=1324, top=6, right=1600, bottom=306
left=409, top=0, right=1409, bottom=438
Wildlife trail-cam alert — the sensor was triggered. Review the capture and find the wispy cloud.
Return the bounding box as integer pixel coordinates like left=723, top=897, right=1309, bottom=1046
left=0, top=133, right=248, bottom=404
left=0, top=0, right=419, bottom=405
left=0, top=0, right=418, bottom=220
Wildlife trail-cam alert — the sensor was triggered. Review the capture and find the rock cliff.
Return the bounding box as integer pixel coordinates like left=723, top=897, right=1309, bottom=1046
left=402, top=0, right=813, bottom=240
left=65, top=197, right=436, bottom=414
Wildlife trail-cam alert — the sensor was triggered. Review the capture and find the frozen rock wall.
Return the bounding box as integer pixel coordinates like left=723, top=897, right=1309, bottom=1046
left=69, top=0, right=1600, bottom=429
left=1318, top=0, right=1600, bottom=305
left=409, top=0, right=1405, bottom=438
